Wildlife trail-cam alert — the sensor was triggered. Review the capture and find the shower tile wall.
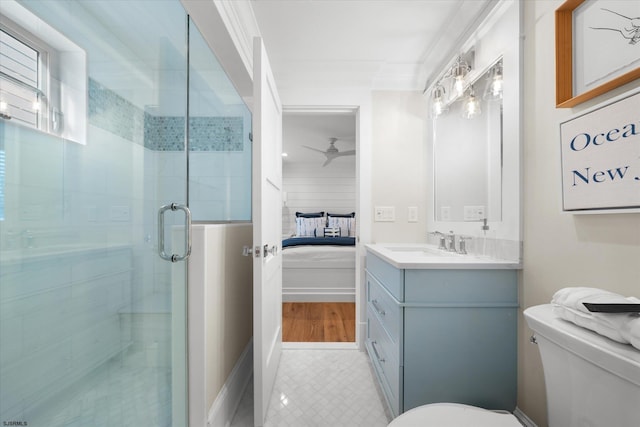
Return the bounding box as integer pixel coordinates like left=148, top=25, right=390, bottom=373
left=0, top=245, right=133, bottom=421
left=88, top=77, right=251, bottom=221
left=0, top=77, right=248, bottom=422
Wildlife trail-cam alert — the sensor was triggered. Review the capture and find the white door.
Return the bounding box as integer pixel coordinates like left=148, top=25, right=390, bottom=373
left=252, top=36, right=283, bottom=427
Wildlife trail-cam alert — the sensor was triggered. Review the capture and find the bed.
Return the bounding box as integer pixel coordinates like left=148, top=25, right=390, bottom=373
left=282, top=214, right=356, bottom=302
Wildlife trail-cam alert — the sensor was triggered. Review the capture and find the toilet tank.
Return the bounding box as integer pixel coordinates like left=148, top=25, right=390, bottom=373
left=524, top=304, right=640, bottom=427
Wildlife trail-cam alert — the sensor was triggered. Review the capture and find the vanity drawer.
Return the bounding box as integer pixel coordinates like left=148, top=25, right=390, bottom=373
left=366, top=253, right=404, bottom=301
left=367, top=312, right=401, bottom=416
left=367, top=273, right=401, bottom=345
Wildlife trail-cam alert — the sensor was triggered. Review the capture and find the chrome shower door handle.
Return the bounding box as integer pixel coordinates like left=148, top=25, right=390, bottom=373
left=158, top=203, right=192, bottom=262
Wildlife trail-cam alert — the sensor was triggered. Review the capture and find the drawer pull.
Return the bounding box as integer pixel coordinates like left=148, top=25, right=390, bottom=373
left=371, top=299, right=386, bottom=316
left=371, top=340, right=385, bottom=363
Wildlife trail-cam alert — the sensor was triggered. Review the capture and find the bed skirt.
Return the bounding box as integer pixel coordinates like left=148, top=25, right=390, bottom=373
left=282, top=245, right=355, bottom=302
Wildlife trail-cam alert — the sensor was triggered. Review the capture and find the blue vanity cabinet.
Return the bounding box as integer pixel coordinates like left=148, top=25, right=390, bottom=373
left=365, top=252, right=518, bottom=418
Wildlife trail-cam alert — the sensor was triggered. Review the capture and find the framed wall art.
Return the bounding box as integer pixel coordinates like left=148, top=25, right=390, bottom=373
left=560, top=90, right=640, bottom=212
left=556, top=0, right=640, bottom=108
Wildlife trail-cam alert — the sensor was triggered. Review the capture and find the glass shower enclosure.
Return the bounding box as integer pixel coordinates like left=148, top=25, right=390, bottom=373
left=0, top=1, right=251, bottom=425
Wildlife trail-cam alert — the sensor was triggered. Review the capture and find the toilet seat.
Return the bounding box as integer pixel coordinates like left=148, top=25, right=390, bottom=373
left=388, top=403, right=521, bottom=427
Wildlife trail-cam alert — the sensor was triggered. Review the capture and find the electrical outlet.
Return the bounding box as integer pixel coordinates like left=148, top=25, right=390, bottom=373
left=374, top=206, right=395, bottom=222
left=463, top=205, right=486, bottom=221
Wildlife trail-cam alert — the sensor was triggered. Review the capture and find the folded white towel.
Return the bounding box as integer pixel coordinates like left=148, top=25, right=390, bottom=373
left=629, top=318, right=640, bottom=350
left=551, top=287, right=640, bottom=349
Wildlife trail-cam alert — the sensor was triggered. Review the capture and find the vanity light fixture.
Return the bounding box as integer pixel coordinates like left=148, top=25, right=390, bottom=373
left=462, top=86, right=481, bottom=119
left=431, top=84, right=448, bottom=117
left=450, top=56, right=471, bottom=97
left=484, top=60, right=503, bottom=100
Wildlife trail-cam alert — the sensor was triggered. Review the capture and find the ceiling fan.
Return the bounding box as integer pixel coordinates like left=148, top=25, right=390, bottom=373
left=303, top=137, right=355, bottom=167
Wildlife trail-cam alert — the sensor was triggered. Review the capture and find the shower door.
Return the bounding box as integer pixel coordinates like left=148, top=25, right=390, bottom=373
left=0, top=1, right=190, bottom=426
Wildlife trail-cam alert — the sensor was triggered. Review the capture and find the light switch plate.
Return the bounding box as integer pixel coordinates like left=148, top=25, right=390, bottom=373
left=408, top=207, right=418, bottom=222
left=374, top=206, right=395, bottom=222
left=440, top=206, right=451, bottom=221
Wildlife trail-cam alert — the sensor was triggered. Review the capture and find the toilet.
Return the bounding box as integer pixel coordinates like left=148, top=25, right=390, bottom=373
left=524, top=304, right=640, bottom=426
left=389, top=304, right=640, bottom=426
left=388, top=402, right=520, bottom=427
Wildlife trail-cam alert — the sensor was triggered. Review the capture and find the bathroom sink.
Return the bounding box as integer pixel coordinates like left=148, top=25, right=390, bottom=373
left=384, top=245, right=463, bottom=256
left=366, top=243, right=521, bottom=269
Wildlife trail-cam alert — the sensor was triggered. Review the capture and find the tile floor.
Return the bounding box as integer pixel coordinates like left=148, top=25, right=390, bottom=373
left=26, top=347, right=171, bottom=427
left=230, top=348, right=391, bottom=427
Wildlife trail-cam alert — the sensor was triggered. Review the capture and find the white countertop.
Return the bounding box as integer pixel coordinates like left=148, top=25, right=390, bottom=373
left=365, top=243, right=521, bottom=270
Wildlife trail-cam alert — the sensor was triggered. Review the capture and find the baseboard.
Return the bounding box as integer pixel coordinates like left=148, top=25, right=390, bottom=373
left=282, top=291, right=355, bottom=302
left=513, top=407, right=538, bottom=427
left=207, top=339, right=253, bottom=427
left=283, top=342, right=359, bottom=350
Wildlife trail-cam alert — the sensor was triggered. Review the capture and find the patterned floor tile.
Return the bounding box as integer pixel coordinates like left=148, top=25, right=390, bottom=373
left=230, top=349, right=390, bottom=427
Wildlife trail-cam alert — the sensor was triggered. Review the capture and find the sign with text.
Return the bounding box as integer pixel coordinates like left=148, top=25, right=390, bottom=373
left=560, top=91, right=640, bottom=211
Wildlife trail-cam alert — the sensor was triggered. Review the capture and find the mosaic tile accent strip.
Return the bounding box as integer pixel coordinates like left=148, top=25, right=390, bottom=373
left=88, top=78, right=244, bottom=152
left=189, top=116, right=244, bottom=152
left=88, top=78, right=145, bottom=145
left=144, top=115, right=244, bottom=152
left=144, top=115, right=185, bottom=151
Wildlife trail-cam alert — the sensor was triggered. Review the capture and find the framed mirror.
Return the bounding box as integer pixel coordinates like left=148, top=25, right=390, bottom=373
left=433, top=59, right=503, bottom=223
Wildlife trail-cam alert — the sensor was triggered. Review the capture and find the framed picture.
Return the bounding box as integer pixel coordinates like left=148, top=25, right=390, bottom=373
left=556, top=0, right=640, bottom=108
left=559, top=90, right=640, bottom=212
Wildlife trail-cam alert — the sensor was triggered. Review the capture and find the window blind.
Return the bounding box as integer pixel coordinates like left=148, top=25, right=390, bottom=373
left=0, top=28, right=39, bottom=127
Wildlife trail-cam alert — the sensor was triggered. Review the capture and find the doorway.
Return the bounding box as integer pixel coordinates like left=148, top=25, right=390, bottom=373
left=280, top=110, right=357, bottom=343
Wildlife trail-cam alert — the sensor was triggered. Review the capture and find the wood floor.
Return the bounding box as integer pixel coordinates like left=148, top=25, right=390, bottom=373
left=282, top=302, right=355, bottom=342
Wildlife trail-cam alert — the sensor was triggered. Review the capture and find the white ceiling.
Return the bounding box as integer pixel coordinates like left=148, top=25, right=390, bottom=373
left=283, top=112, right=356, bottom=166
left=251, top=0, right=496, bottom=163
left=251, top=0, right=496, bottom=91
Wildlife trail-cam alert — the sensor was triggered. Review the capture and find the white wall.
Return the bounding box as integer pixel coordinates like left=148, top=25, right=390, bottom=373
left=282, top=161, right=356, bottom=237
left=188, top=224, right=253, bottom=427
left=371, top=90, right=429, bottom=243
left=519, top=2, right=640, bottom=426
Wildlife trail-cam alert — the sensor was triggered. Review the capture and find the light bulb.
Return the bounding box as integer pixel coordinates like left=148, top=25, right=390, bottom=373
left=484, top=62, right=503, bottom=100
left=462, top=89, right=481, bottom=119
left=433, top=99, right=444, bottom=116
left=454, top=76, right=465, bottom=97
left=431, top=85, right=448, bottom=117
left=490, top=78, right=502, bottom=97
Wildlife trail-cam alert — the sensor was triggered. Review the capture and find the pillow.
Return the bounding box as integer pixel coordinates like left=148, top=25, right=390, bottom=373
left=318, top=227, right=341, bottom=237
left=296, top=211, right=325, bottom=218
left=327, top=212, right=356, bottom=237
left=295, top=216, right=326, bottom=237
left=327, top=212, right=355, bottom=218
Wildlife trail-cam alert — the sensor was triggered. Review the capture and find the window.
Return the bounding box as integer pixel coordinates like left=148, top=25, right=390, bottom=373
left=0, top=25, right=48, bottom=130
left=1, top=1, right=87, bottom=143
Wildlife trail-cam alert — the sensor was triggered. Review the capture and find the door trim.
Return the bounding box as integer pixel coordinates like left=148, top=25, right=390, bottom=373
left=282, top=105, right=363, bottom=349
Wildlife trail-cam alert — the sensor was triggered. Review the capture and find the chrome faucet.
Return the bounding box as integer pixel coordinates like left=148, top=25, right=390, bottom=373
left=447, top=231, right=456, bottom=252
left=429, top=231, right=447, bottom=250
left=458, top=236, right=471, bottom=255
